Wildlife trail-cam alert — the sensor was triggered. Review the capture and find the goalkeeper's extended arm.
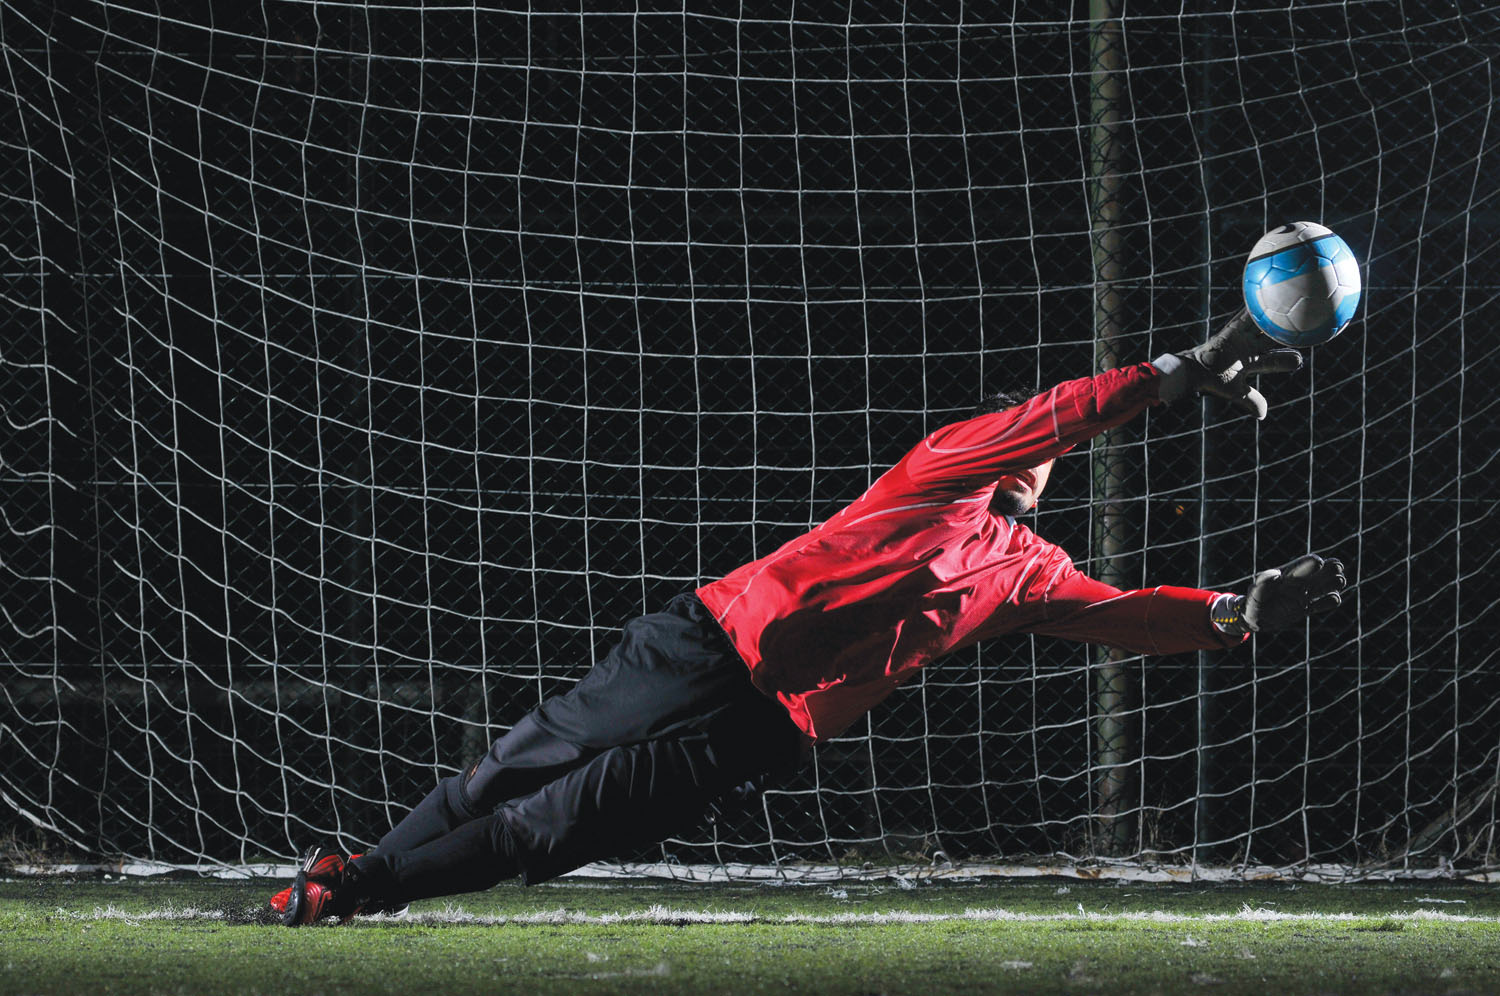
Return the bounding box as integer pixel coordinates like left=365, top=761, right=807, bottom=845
left=1210, top=554, right=1349, bottom=635
left=1154, top=309, right=1305, bottom=420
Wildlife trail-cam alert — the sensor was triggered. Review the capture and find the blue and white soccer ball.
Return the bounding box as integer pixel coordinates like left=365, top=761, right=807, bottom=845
left=1241, top=221, right=1361, bottom=347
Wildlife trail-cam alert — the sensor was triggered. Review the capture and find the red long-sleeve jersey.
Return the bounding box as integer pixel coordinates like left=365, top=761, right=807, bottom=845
left=696, top=361, right=1244, bottom=742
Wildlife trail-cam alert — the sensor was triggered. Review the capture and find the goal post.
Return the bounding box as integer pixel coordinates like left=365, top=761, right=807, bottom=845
left=4, top=1, right=1500, bottom=879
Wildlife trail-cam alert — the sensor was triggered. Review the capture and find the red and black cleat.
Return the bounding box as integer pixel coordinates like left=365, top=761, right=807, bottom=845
left=269, top=849, right=350, bottom=916
left=279, top=846, right=361, bottom=926
left=275, top=847, right=408, bottom=925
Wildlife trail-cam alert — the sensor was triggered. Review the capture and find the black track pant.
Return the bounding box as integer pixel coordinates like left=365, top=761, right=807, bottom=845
left=351, top=594, right=804, bottom=903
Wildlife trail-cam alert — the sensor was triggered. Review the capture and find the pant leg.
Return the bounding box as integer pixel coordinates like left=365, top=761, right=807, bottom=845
left=372, top=593, right=775, bottom=857
left=357, top=678, right=803, bottom=901
left=373, top=710, right=593, bottom=856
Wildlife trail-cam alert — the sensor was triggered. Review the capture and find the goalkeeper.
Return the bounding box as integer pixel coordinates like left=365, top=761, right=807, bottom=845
left=274, top=311, right=1348, bottom=925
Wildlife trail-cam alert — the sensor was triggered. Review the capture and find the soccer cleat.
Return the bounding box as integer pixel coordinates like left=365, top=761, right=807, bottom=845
left=276, top=847, right=407, bottom=925
left=272, top=889, right=408, bottom=919
left=269, top=850, right=350, bottom=915
left=280, top=875, right=340, bottom=926
left=280, top=846, right=361, bottom=926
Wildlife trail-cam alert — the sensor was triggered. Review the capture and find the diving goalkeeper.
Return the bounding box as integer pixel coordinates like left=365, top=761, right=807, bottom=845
left=274, top=310, right=1347, bottom=925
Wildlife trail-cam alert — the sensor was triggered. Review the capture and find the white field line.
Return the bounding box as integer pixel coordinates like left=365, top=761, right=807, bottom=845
left=13, top=861, right=1500, bottom=884
left=54, top=903, right=1500, bottom=926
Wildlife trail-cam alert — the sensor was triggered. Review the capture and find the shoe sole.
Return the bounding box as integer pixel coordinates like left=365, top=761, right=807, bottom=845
left=281, top=846, right=334, bottom=927
left=270, top=850, right=351, bottom=914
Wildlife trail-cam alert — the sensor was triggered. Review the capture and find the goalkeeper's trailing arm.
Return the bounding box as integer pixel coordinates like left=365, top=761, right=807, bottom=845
left=274, top=309, right=1349, bottom=925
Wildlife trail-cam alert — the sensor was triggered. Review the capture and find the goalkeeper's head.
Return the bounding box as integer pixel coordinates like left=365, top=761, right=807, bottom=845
left=971, top=389, right=1054, bottom=516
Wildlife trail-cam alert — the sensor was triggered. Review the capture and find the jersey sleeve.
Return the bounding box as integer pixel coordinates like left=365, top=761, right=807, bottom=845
left=1021, top=565, right=1247, bottom=655
left=901, top=362, right=1163, bottom=496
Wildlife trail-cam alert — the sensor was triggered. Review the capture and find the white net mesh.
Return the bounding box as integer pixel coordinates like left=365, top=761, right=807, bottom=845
left=4, top=0, right=1500, bottom=877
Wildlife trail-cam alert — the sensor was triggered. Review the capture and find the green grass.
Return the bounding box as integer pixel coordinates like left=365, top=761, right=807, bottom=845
left=4, top=876, right=1499, bottom=995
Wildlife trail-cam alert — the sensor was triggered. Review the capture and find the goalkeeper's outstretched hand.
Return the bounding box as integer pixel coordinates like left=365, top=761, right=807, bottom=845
left=1212, top=554, right=1349, bottom=634
left=1155, top=309, right=1305, bottom=419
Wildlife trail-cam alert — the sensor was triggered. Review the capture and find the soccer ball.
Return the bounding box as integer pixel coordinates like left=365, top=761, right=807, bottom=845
left=1241, top=221, right=1361, bottom=347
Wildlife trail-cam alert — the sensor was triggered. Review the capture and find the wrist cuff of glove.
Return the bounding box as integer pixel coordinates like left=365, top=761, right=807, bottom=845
left=1152, top=353, right=1190, bottom=402
left=1210, top=592, right=1252, bottom=635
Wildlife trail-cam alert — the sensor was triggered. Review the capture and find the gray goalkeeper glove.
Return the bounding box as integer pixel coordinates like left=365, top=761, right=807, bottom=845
left=1155, top=309, right=1305, bottom=420
left=1211, top=554, right=1349, bottom=635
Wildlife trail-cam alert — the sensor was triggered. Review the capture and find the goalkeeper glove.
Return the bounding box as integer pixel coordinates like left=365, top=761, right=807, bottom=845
left=1155, top=308, right=1305, bottom=420
left=1210, top=554, right=1349, bottom=635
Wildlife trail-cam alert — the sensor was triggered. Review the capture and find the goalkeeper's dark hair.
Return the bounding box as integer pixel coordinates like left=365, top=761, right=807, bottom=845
left=969, top=389, right=1031, bottom=420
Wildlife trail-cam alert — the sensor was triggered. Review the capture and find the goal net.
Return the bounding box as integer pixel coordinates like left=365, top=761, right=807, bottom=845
left=5, top=1, right=1500, bottom=879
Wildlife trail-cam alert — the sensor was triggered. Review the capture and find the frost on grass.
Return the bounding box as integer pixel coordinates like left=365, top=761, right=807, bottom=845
left=587, top=962, right=670, bottom=980
left=64, top=904, right=269, bottom=926
left=43, top=903, right=1500, bottom=927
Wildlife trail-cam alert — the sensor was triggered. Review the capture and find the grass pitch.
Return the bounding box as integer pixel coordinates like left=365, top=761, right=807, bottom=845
left=3, top=876, right=1499, bottom=995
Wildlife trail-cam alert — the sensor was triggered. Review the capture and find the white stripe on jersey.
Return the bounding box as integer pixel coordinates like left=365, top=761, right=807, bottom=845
left=846, top=495, right=988, bottom=528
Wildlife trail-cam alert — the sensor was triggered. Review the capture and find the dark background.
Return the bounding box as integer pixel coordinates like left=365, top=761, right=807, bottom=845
left=4, top=0, right=1500, bottom=875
